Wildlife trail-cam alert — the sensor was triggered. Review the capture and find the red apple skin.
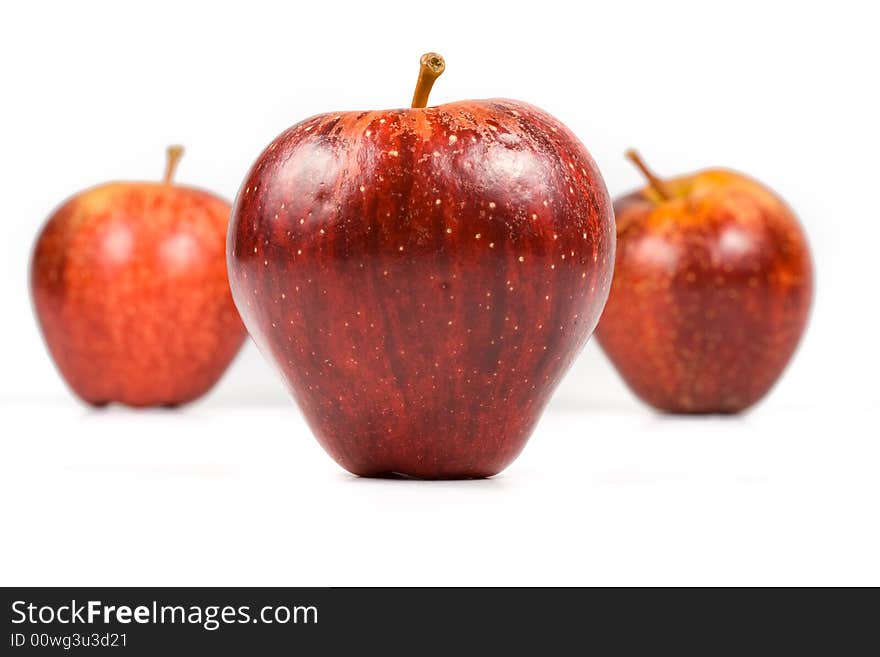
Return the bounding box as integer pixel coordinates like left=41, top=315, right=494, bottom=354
left=595, top=169, right=813, bottom=413
left=31, top=182, right=247, bottom=407
left=229, top=99, right=615, bottom=478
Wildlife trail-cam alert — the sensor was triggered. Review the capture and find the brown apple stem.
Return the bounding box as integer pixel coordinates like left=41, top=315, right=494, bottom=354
left=411, top=53, right=445, bottom=108
left=625, top=149, right=671, bottom=200
left=163, top=145, right=185, bottom=184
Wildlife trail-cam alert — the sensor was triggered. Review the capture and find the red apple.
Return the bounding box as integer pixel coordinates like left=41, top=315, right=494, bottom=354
left=31, top=146, right=247, bottom=407
left=228, top=54, right=615, bottom=478
left=595, top=150, right=813, bottom=413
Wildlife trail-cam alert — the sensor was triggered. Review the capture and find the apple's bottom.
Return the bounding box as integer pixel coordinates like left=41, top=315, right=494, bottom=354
left=642, top=394, right=763, bottom=416
left=654, top=405, right=751, bottom=416
left=339, top=458, right=506, bottom=479
left=329, top=446, right=519, bottom=480
left=314, top=427, right=529, bottom=480
left=348, top=469, right=498, bottom=481
left=83, top=399, right=189, bottom=410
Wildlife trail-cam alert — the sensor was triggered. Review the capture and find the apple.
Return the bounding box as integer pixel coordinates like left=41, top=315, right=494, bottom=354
left=595, top=150, right=813, bottom=413
left=228, top=54, right=615, bottom=478
left=31, top=146, right=247, bottom=407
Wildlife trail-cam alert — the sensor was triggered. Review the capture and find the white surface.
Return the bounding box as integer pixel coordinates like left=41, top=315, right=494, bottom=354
left=2, top=400, right=878, bottom=586
left=1, top=0, right=878, bottom=585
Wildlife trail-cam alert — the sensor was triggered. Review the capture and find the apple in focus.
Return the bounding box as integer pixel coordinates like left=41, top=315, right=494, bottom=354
left=31, top=147, right=247, bottom=407
left=595, top=150, right=813, bottom=413
left=228, top=54, right=616, bottom=478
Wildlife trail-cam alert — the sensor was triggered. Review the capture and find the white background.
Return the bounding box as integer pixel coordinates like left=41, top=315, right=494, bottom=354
left=1, top=0, right=877, bottom=585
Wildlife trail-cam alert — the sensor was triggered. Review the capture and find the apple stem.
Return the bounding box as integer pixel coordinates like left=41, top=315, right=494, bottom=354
left=163, top=145, right=185, bottom=185
left=625, top=149, right=671, bottom=200
left=411, top=53, right=445, bottom=108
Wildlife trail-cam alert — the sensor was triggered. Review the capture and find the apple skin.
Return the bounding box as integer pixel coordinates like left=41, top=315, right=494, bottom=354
left=595, top=169, right=813, bottom=413
left=229, top=99, right=615, bottom=478
left=32, top=182, right=247, bottom=407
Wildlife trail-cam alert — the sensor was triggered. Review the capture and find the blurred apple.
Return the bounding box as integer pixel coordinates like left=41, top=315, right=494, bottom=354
left=31, top=146, right=246, bottom=407
left=596, top=150, right=813, bottom=413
